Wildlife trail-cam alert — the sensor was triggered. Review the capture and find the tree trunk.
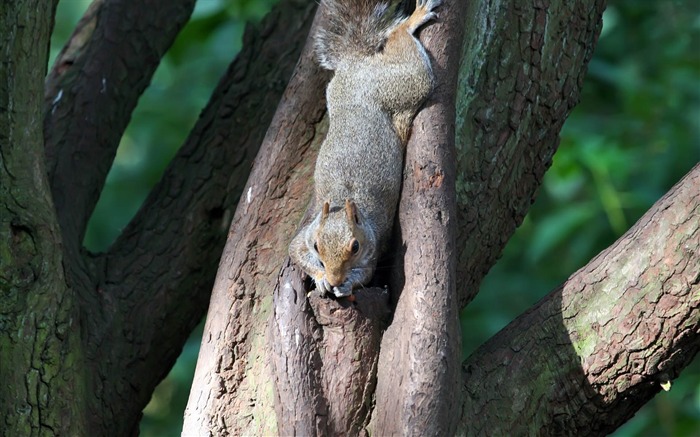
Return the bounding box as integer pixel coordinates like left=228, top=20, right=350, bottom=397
left=1, top=1, right=85, bottom=435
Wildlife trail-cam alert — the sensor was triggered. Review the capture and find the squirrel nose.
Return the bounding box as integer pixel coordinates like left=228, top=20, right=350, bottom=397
left=327, top=272, right=345, bottom=287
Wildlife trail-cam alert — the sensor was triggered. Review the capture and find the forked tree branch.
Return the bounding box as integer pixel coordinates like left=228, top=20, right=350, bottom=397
left=185, top=0, right=698, bottom=435
left=43, top=0, right=196, bottom=248
left=84, top=2, right=317, bottom=435
left=269, top=1, right=469, bottom=434
left=460, top=164, right=700, bottom=435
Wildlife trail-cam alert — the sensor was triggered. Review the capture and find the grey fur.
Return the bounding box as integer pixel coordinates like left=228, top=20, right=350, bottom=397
left=290, top=0, right=441, bottom=297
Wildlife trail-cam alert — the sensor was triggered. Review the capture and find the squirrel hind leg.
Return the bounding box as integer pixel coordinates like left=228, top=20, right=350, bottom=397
left=406, top=0, right=442, bottom=34
left=393, top=111, right=414, bottom=145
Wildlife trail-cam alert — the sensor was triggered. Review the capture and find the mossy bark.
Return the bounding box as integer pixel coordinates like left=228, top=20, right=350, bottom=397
left=1, top=1, right=87, bottom=435
left=461, top=165, right=700, bottom=435
left=188, top=0, right=696, bottom=435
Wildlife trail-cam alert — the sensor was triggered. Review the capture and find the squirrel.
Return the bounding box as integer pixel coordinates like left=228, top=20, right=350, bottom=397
left=289, top=0, right=440, bottom=297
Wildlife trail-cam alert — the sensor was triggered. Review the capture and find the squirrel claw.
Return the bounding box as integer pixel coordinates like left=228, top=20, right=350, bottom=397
left=317, top=277, right=345, bottom=297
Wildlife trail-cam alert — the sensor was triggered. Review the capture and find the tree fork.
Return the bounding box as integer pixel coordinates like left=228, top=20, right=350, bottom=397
left=185, top=0, right=700, bottom=435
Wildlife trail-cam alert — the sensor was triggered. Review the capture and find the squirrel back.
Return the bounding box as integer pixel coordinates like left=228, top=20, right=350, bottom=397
left=290, top=0, right=440, bottom=297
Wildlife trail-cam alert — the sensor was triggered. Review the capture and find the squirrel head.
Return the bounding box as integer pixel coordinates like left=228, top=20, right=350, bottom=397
left=310, top=199, right=372, bottom=287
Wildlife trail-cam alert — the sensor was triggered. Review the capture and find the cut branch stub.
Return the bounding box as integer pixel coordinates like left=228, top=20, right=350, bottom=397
left=270, top=261, right=327, bottom=437
left=270, top=259, right=390, bottom=436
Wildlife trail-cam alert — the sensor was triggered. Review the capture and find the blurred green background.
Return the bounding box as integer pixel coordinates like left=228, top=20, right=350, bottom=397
left=50, top=0, right=699, bottom=435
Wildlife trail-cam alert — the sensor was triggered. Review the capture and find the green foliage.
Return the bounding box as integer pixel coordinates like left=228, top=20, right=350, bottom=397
left=51, top=0, right=699, bottom=434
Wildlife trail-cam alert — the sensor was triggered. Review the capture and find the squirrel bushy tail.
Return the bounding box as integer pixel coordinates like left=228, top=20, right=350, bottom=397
left=315, top=0, right=408, bottom=70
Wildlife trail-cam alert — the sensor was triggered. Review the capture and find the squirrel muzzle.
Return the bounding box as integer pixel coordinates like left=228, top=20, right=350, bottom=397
left=326, top=270, right=346, bottom=288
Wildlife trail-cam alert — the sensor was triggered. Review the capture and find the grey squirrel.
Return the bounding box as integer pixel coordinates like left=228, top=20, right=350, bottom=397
left=289, top=0, right=440, bottom=297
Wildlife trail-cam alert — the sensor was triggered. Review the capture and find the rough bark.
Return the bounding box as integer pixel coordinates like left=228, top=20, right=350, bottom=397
left=89, top=2, right=316, bottom=434
left=4, top=0, right=696, bottom=434
left=455, top=0, right=608, bottom=307
left=184, top=0, right=643, bottom=435
left=181, top=2, right=323, bottom=435
left=0, top=1, right=87, bottom=435
left=460, top=164, right=700, bottom=436
left=4, top=0, right=315, bottom=434
left=372, top=1, right=467, bottom=435
left=43, top=0, right=196, bottom=248
left=270, top=262, right=390, bottom=436
left=265, top=1, right=471, bottom=433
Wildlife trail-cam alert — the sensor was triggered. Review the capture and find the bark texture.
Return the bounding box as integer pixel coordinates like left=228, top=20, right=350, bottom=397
left=44, top=0, right=197, bottom=248
left=460, top=164, right=700, bottom=435
left=181, top=3, right=323, bottom=435
left=90, top=2, right=315, bottom=433
left=3, top=0, right=697, bottom=434
left=270, top=262, right=390, bottom=436
left=455, top=0, right=608, bottom=307
left=186, top=0, right=672, bottom=435
left=3, top=0, right=314, bottom=434
left=0, top=1, right=86, bottom=435
left=372, top=1, right=467, bottom=434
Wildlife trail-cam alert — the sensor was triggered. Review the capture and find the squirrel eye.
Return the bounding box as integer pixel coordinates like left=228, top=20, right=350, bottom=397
left=313, top=242, right=318, bottom=252
left=351, top=240, right=360, bottom=254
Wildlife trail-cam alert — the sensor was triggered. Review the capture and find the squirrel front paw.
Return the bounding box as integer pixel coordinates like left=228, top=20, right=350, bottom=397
left=315, top=277, right=332, bottom=296
left=314, top=276, right=353, bottom=298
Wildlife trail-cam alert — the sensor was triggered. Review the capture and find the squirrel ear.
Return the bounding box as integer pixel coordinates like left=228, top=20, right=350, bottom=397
left=345, top=200, right=360, bottom=225
left=321, top=202, right=330, bottom=221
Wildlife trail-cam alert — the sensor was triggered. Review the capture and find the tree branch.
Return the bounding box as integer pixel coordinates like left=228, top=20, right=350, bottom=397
left=455, top=0, right=607, bottom=307
left=460, top=164, right=700, bottom=435
left=78, top=1, right=318, bottom=435
left=270, top=261, right=390, bottom=435
left=182, top=3, right=328, bottom=434
left=372, top=0, right=467, bottom=434
left=43, top=0, right=196, bottom=248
